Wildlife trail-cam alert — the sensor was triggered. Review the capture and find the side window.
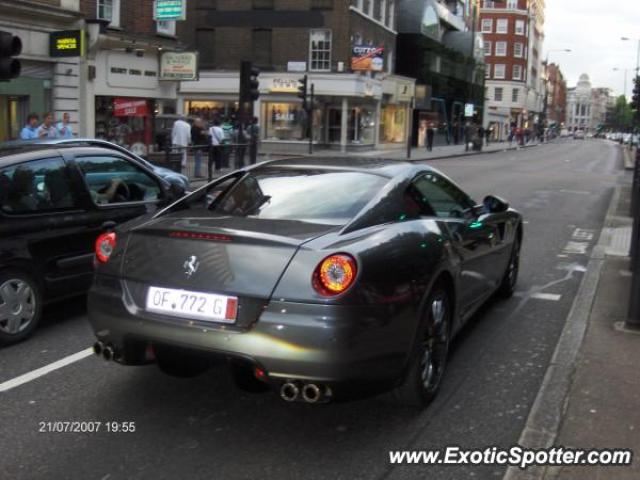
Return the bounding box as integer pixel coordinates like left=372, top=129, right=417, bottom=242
left=411, top=173, right=473, bottom=218
left=0, top=157, right=79, bottom=215
left=74, top=155, right=161, bottom=205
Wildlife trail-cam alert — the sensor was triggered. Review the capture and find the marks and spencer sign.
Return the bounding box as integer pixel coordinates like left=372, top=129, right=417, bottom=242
left=154, top=0, right=187, bottom=21
left=49, top=30, right=84, bottom=58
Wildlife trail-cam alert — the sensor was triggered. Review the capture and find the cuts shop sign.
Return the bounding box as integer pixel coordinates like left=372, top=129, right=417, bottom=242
left=113, top=99, right=149, bottom=117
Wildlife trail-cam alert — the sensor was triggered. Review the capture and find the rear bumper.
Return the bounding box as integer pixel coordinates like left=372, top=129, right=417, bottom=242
left=88, top=276, right=417, bottom=387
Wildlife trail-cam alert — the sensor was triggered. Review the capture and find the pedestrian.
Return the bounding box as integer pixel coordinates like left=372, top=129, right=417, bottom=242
left=453, top=121, right=459, bottom=145
left=37, top=112, right=58, bottom=139
left=426, top=122, right=435, bottom=152
left=20, top=113, right=39, bottom=140
left=478, top=125, right=485, bottom=150
left=171, top=115, right=191, bottom=172
left=221, top=116, right=234, bottom=168
left=248, top=116, right=260, bottom=165
left=56, top=112, right=74, bottom=138
left=208, top=119, right=224, bottom=182
left=464, top=122, right=472, bottom=152
left=233, top=120, right=248, bottom=169
left=485, top=125, right=491, bottom=146
left=191, top=117, right=207, bottom=178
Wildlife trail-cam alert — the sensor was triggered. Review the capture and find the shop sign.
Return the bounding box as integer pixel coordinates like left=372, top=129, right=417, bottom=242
left=49, top=30, right=84, bottom=58
left=160, top=51, right=198, bottom=81
left=351, top=45, right=385, bottom=72
left=154, top=0, right=187, bottom=21
left=287, top=62, right=307, bottom=72
left=464, top=103, right=475, bottom=117
left=270, top=78, right=299, bottom=93
left=113, top=99, right=149, bottom=117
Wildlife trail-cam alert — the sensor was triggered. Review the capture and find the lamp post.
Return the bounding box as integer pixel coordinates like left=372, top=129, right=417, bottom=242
left=621, top=36, right=640, bottom=78
left=613, top=67, right=631, bottom=99
left=542, top=49, right=571, bottom=131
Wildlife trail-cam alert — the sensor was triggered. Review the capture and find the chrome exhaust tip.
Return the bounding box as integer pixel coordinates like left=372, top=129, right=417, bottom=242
left=93, top=341, right=104, bottom=357
left=280, top=382, right=299, bottom=402
left=102, top=345, right=115, bottom=361
left=301, top=383, right=321, bottom=404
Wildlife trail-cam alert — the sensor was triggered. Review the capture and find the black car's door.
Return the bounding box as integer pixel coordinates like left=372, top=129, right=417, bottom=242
left=0, top=155, right=96, bottom=298
left=411, top=172, right=498, bottom=314
left=67, top=152, right=167, bottom=242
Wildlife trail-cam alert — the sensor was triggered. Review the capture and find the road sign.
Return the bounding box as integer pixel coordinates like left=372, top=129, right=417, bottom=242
left=154, top=0, right=187, bottom=21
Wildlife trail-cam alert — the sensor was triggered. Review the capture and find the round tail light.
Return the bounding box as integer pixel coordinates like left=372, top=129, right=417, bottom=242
left=95, top=232, right=117, bottom=264
left=313, top=254, right=357, bottom=296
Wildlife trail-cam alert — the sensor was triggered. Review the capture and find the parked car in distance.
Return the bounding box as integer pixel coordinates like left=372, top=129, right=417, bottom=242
left=0, top=144, right=184, bottom=344
left=573, top=130, right=585, bottom=140
left=2, top=138, right=190, bottom=194
left=88, top=158, right=523, bottom=407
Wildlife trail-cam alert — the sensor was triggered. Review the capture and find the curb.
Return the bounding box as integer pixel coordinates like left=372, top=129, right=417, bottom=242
left=405, top=143, right=540, bottom=163
left=502, top=185, right=620, bottom=480
left=622, top=147, right=635, bottom=170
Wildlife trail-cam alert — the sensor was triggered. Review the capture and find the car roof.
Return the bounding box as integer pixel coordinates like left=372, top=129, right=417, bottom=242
left=256, top=157, right=430, bottom=179
left=0, top=144, right=134, bottom=168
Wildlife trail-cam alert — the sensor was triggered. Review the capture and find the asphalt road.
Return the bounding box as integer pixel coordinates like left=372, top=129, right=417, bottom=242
left=0, top=139, right=623, bottom=480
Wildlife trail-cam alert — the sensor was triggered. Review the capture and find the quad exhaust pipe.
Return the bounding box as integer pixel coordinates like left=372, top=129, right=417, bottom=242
left=93, top=341, right=115, bottom=361
left=280, top=381, right=332, bottom=403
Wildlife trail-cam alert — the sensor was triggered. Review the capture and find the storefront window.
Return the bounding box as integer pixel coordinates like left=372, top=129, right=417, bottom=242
left=184, top=100, right=239, bottom=123
left=328, top=107, right=375, bottom=144
left=379, top=105, right=406, bottom=143
left=95, top=96, right=153, bottom=155
left=263, top=102, right=308, bottom=141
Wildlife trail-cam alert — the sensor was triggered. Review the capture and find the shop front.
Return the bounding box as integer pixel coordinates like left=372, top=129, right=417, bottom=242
left=95, top=97, right=155, bottom=156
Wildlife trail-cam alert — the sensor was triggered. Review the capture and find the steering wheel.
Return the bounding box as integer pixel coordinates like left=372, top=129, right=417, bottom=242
left=113, top=180, right=130, bottom=202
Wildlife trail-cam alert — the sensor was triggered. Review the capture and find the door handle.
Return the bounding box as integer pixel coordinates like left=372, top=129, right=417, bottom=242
left=101, top=221, right=117, bottom=231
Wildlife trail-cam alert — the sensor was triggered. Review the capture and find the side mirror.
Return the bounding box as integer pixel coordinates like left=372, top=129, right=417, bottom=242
left=168, top=182, right=186, bottom=201
left=483, top=195, right=510, bottom=213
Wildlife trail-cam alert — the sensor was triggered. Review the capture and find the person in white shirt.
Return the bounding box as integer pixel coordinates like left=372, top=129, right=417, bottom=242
left=208, top=118, right=224, bottom=182
left=171, top=116, right=191, bottom=170
left=56, top=112, right=74, bottom=138
left=37, top=112, right=58, bottom=139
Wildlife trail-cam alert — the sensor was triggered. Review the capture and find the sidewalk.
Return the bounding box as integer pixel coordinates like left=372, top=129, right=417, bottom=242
left=505, top=170, right=640, bottom=479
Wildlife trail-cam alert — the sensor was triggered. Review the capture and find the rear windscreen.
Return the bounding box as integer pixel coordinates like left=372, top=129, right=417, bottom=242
left=176, top=169, right=388, bottom=225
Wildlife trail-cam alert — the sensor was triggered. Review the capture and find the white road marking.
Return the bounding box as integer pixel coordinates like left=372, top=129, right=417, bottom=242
left=557, top=254, right=569, bottom=258
left=571, top=228, right=595, bottom=241
left=0, top=348, right=93, bottom=393
left=530, top=293, right=562, bottom=302
left=563, top=241, right=589, bottom=255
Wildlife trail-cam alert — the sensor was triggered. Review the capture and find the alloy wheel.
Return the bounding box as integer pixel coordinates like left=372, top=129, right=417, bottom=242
left=420, top=292, right=450, bottom=394
left=0, top=279, right=37, bottom=335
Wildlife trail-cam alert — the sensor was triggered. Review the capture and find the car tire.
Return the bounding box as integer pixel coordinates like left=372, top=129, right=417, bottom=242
left=0, top=269, right=43, bottom=345
left=498, top=236, right=521, bottom=298
left=393, top=283, right=451, bottom=407
left=155, top=345, right=210, bottom=378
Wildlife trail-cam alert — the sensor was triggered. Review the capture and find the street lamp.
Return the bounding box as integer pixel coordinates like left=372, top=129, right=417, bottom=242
left=613, top=67, right=632, bottom=99
left=621, top=36, right=640, bottom=78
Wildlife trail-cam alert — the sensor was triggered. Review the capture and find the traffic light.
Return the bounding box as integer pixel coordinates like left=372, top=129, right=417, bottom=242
left=0, top=31, right=21, bottom=81
left=239, top=61, right=260, bottom=103
left=297, top=75, right=308, bottom=110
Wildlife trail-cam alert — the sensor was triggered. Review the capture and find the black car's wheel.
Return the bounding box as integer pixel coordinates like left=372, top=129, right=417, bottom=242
left=498, top=236, right=521, bottom=298
left=155, top=346, right=210, bottom=378
left=0, top=269, right=42, bottom=345
left=394, top=283, right=451, bottom=407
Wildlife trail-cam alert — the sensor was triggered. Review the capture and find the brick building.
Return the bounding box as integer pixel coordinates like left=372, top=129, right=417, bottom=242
left=177, top=0, right=415, bottom=153
left=544, top=62, right=566, bottom=127
left=480, top=0, right=545, bottom=140
left=78, top=0, right=181, bottom=152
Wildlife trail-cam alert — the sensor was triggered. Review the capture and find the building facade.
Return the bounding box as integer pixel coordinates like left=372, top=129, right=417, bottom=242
left=176, top=0, right=414, bottom=153
left=480, top=0, right=545, bottom=140
left=0, top=0, right=83, bottom=141
left=545, top=62, right=566, bottom=126
left=566, top=74, right=613, bottom=133
left=396, top=0, right=486, bottom=147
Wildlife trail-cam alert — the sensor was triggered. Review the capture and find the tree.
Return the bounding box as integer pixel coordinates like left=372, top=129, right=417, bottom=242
left=607, top=95, right=633, bottom=131
left=632, top=75, right=640, bottom=124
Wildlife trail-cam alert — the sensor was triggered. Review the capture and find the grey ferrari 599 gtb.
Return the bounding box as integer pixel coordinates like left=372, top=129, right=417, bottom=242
left=88, top=158, right=522, bottom=407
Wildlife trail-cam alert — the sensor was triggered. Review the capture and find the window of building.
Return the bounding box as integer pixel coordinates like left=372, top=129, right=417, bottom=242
left=494, top=64, right=506, bottom=79
left=481, top=19, right=493, bottom=33
left=97, top=0, right=120, bottom=28
left=373, top=0, right=383, bottom=21
left=362, top=0, right=372, bottom=15
left=309, top=29, right=332, bottom=72
left=196, top=29, right=216, bottom=68
left=496, top=18, right=508, bottom=34
left=252, top=0, right=274, bottom=9
left=514, top=42, right=523, bottom=58
left=495, top=41, right=507, bottom=56
left=515, top=19, right=525, bottom=35
left=507, top=0, right=517, bottom=8
left=386, top=0, right=395, bottom=28
left=485, top=64, right=491, bottom=78
left=512, top=64, right=522, bottom=80
left=311, top=0, right=334, bottom=9
left=484, top=41, right=492, bottom=56
left=0, top=157, right=80, bottom=215
left=494, top=87, right=503, bottom=102
left=252, top=29, right=272, bottom=68
left=512, top=88, right=519, bottom=102
left=156, top=21, right=176, bottom=36
left=196, top=0, right=217, bottom=8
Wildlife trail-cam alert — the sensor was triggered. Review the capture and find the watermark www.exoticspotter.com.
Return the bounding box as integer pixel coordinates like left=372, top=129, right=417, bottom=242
left=388, top=446, right=633, bottom=469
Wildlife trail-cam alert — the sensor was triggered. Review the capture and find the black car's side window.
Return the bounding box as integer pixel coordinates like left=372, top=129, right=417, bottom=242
left=0, top=157, right=79, bottom=215
left=411, top=173, right=474, bottom=219
left=74, top=155, right=161, bottom=205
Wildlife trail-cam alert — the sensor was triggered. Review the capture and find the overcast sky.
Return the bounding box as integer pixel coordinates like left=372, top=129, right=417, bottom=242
left=544, top=0, right=639, bottom=98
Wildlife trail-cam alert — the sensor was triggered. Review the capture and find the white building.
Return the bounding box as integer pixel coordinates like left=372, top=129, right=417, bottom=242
left=566, top=74, right=613, bottom=132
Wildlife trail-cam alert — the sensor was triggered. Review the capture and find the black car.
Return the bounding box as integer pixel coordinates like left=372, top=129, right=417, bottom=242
left=0, top=144, right=184, bottom=344
left=88, top=158, right=523, bottom=406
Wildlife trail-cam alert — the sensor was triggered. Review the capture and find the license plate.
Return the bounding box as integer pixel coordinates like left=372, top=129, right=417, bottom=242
left=145, top=286, right=238, bottom=324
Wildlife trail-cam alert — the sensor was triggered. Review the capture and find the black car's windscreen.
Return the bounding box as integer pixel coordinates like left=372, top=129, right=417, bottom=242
left=180, top=169, right=388, bottom=225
